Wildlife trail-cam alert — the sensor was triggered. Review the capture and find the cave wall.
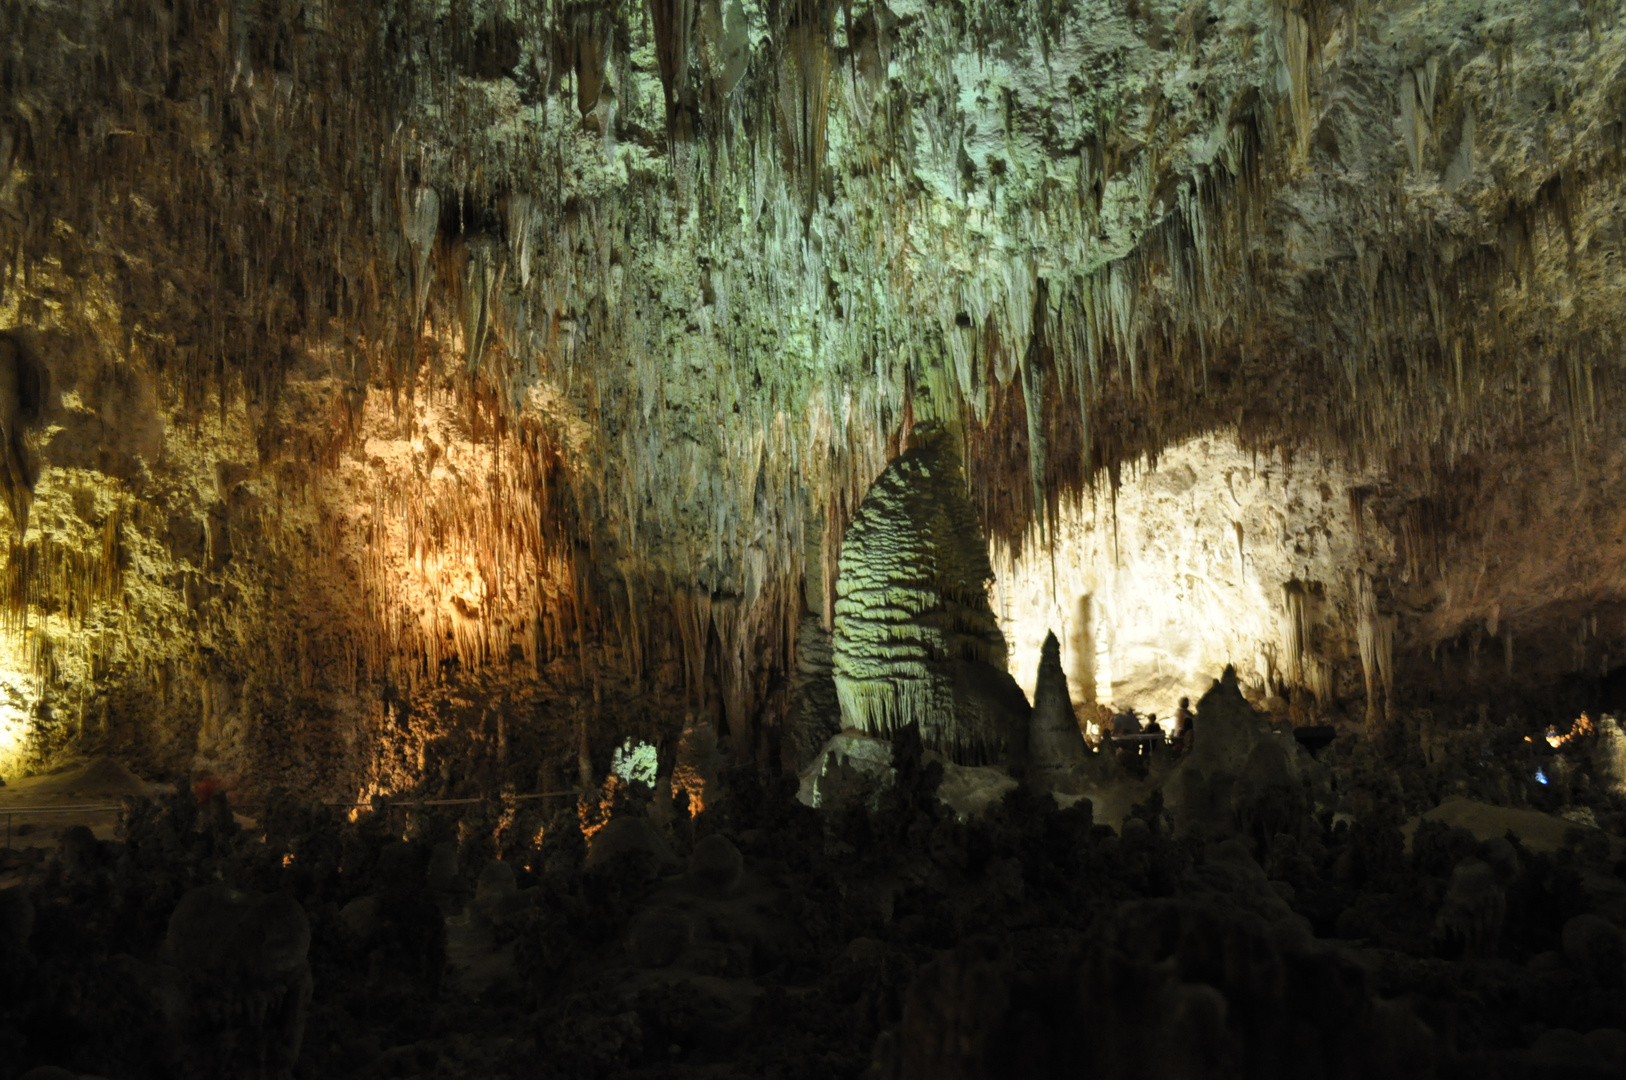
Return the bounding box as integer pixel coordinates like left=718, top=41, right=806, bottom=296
left=994, top=434, right=1384, bottom=721
left=0, top=1, right=1623, bottom=786
left=995, top=415, right=1626, bottom=729
left=0, top=319, right=690, bottom=794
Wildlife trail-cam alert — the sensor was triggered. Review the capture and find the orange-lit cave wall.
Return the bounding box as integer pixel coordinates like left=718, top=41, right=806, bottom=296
left=0, top=323, right=804, bottom=800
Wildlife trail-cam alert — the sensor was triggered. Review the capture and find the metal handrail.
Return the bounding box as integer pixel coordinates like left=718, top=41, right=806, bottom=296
left=0, top=789, right=588, bottom=849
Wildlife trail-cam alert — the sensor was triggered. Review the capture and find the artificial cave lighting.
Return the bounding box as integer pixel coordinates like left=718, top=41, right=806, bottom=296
left=3, top=1, right=1626, bottom=1077
left=1547, top=713, right=1597, bottom=749
left=610, top=737, right=659, bottom=788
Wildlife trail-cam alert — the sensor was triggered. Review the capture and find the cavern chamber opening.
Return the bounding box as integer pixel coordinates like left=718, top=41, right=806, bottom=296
left=3, top=1, right=1626, bottom=1077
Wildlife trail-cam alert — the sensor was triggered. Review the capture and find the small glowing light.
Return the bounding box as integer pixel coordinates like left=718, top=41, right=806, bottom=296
left=282, top=853, right=295, bottom=868
left=1535, top=768, right=1549, bottom=786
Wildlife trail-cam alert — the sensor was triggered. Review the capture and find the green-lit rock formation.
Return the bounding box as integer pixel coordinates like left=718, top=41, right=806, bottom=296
left=832, top=427, right=1024, bottom=764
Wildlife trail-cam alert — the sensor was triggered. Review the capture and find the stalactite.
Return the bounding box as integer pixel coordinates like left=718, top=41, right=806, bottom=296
left=673, top=587, right=712, bottom=705
left=1281, top=579, right=1309, bottom=690
left=1356, top=570, right=1395, bottom=731
left=650, top=0, right=699, bottom=142
left=0, top=0, right=1616, bottom=783
left=1020, top=278, right=1050, bottom=545
left=776, top=0, right=834, bottom=228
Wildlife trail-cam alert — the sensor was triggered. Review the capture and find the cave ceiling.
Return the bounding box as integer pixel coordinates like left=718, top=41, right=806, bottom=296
left=0, top=0, right=1622, bottom=778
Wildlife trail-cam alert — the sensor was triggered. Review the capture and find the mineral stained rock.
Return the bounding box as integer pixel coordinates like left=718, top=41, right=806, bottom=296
left=833, top=429, right=1025, bottom=765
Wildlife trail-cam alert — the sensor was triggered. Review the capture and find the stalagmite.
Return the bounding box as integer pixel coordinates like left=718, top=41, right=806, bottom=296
left=786, top=613, right=841, bottom=772
left=673, top=712, right=721, bottom=815
left=832, top=427, right=1027, bottom=765
left=1357, top=571, right=1395, bottom=731
left=1025, top=631, right=1089, bottom=795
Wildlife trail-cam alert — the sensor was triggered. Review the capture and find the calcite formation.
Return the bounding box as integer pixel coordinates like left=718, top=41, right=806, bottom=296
left=160, top=883, right=313, bottom=1077
left=832, top=428, right=1019, bottom=764
left=1024, top=630, right=1090, bottom=794
left=994, top=436, right=1381, bottom=719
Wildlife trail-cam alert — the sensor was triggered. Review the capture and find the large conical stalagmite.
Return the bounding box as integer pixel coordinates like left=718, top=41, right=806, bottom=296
left=1026, top=631, right=1090, bottom=794
left=832, top=426, right=1025, bottom=765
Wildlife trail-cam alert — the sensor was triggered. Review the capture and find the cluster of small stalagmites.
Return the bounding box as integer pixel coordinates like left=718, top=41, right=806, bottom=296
left=0, top=778, right=553, bottom=1078
left=871, top=897, right=1445, bottom=1080
left=4, top=705, right=1626, bottom=1079
left=0, top=792, right=319, bottom=1079
left=832, top=428, right=1018, bottom=765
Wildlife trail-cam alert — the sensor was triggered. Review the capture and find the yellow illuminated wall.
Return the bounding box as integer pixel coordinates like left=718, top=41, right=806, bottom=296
left=992, top=434, right=1384, bottom=721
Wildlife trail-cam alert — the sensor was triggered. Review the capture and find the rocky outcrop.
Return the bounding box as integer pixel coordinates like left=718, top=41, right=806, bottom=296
left=1162, top=666, right=1311, bottom=842
left=872, top=897, right=1438, bottom=1080
left=1596, top=715, right=1626, bottom=798
left=796, top=729, right=1018, bottom=820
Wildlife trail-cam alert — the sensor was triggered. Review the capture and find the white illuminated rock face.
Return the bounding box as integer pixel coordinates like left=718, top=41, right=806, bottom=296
left=992, top=434, right=1384, bottom=721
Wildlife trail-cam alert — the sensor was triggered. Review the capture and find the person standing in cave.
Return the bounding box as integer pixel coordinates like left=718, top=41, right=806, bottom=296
left=1111, top=708, right=1146, bottom=776
left=1111, top=707, right=1142, bottom=737
left=1172, top=697, right=1193, bottom=753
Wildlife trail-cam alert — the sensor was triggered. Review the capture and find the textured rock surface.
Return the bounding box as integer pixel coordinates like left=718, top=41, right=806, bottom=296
left=797, top=731, right=898, bottom=811
left=796, top=729, right=1017, bottom=819
left=785, top=614, right=841, bottom=772
left=2, top=705, right=1625, bottom=1077
left=1598, top=716, right=1626, bottom=798
left=995, top=436, right=1381, bottom=718
left=832, top=428, right=1019, bottom=763
left=160, top=884, right=313, bottom=1078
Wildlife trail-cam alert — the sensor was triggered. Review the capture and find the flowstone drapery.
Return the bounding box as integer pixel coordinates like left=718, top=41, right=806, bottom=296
left=832, top=429, right=1025, bottom=765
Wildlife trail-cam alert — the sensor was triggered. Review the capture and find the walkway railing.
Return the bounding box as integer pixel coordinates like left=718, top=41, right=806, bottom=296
left=1, top=789, right=586, bottom=849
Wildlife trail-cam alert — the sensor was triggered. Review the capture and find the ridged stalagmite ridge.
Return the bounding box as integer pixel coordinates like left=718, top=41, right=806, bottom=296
left=832, top=428, right=1015, bottom=764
